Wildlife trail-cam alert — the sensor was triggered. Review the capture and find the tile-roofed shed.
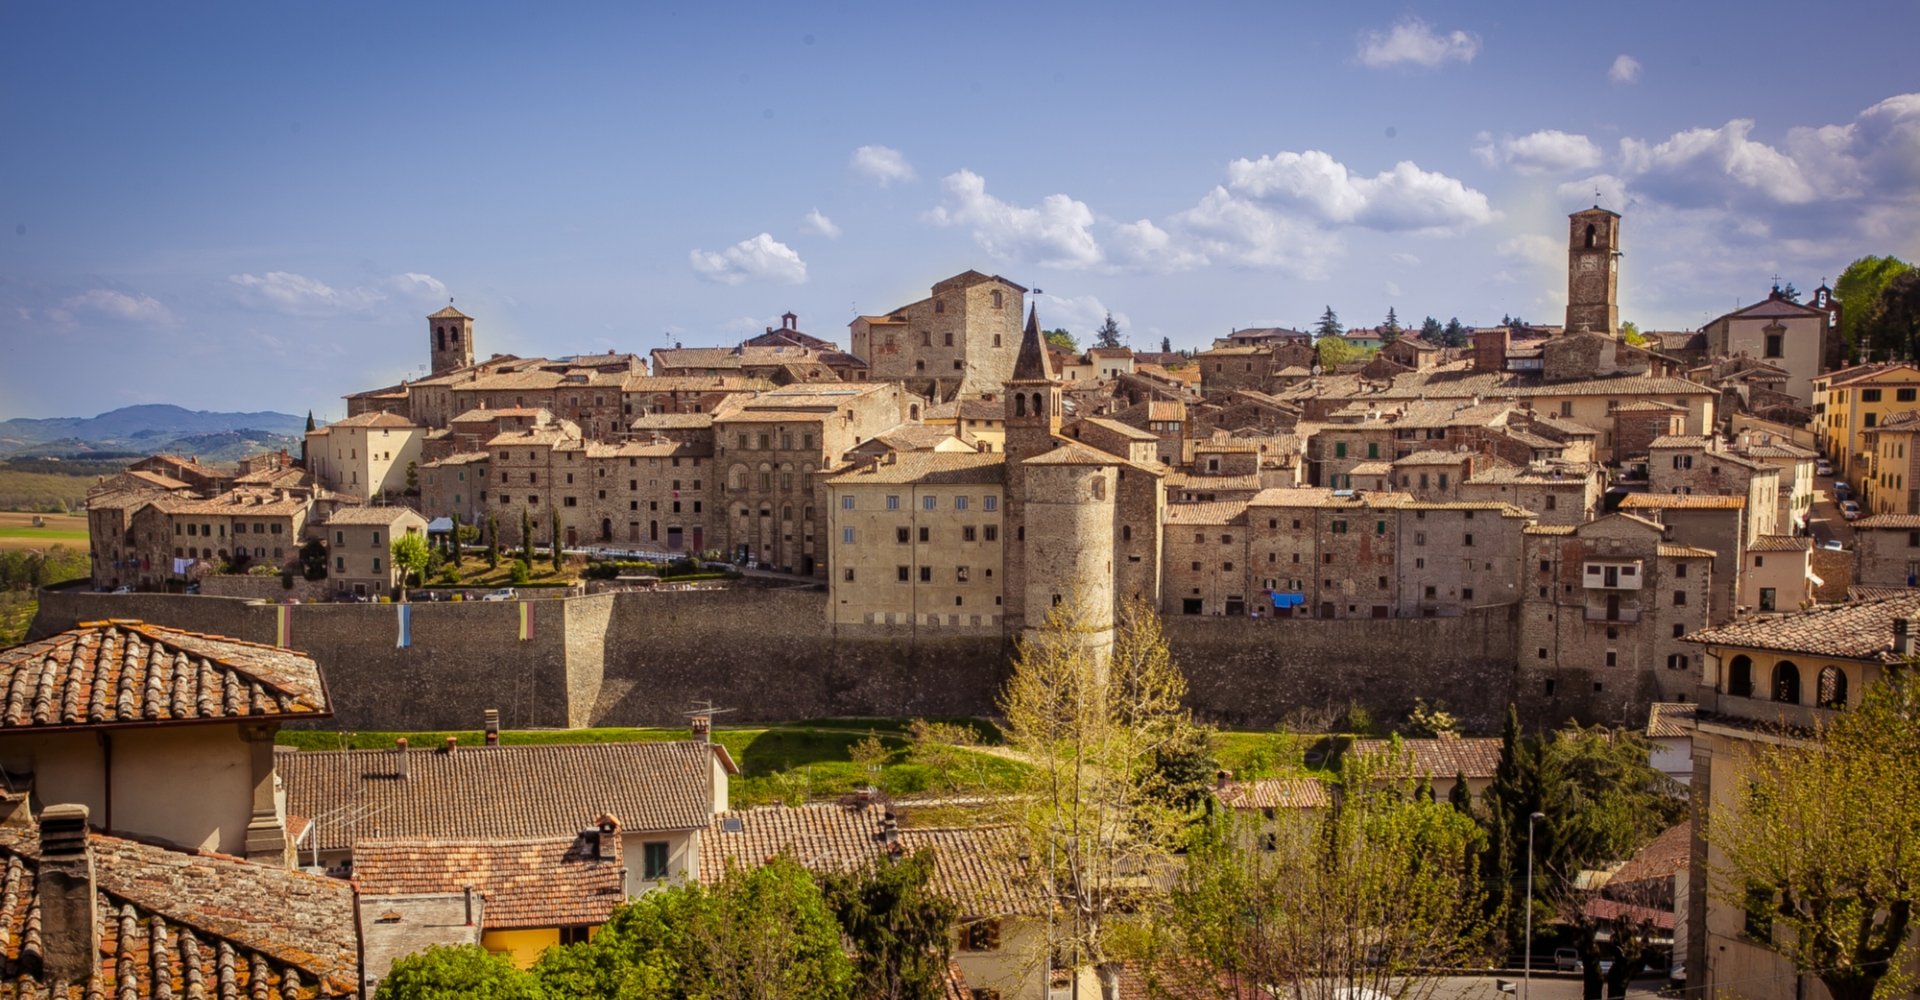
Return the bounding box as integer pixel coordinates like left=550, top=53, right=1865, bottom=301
left=1686, top=593, right=1920, bottom=664
left=1215, top=777, right=1331, bottom=810
left=355, top=828, right=625, bottom=930
left=1349, top=736, right=1503, bottom=779
left=0, top=621, right=330, bottom=731
left=0, top=816, right=360, bottom=998
left=282, top=741, right=736, bottom=852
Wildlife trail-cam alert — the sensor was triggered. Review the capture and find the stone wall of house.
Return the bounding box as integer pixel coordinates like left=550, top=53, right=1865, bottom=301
left=31, top=588, right=1640, bottom=734
left=200, top=574, right=334, bottom=602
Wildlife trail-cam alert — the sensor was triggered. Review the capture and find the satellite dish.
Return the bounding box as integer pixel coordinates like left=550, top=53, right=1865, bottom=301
left=1311, top=364, right=1324, bottom=376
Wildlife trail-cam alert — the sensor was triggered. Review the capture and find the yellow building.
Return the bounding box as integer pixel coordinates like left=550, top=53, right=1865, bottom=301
left=356, top=819, right=627, bottom=968
left=306, top=410, right=427, bottom=500
left=824, top=451, right=1007, bottom=631
left=1683, top=595, right=1920, bottom=1000
left=1811, top=362, right=1920, bottom=485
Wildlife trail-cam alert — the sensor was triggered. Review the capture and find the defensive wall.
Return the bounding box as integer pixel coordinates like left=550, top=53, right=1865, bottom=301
left=31, top=589, right=1634, bottom=732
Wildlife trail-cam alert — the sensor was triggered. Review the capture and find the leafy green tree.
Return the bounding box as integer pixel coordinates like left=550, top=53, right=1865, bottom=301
left=535, top=856, right=854, bottom=999
left=1862, top=270, right=1920, bottom=361
left=1441, top=317, right=1468, bottom=348
left=1402, top=698, right=1459, bottom=737
left=390, top=532, right=431, bottom=600
left=405, top=460, right=418, bottom=494
left=509, top=559, right=532, bottom=585
left=1001, top=597, right=1202, bottom=985
left=520, top=508, right=535, bottom=565
left=299, top=539, right=329, bottom=581
left=1835, top=255, right=1914, bottom=360
left=1092, top=311, right=1125, bottom=349
left=1314, top=305, right=1342, bottom=340
left=1620, top=320, right=1647, bottom=346
left=1710, top=669, right=1920, bottom=1000
left=1151, top=746, right=1492, bottom=1000
left=1044, top=328, right=1077, bottom=352
left=1420, top=316, right=1444, bottom=342
left=823, top=851, right=959, bottom=1000
left=486, top=515, right=501, bottom=570
left=1315, top=336, right=1358, bottom=370
left=377, top=944, right=545, bottom=1000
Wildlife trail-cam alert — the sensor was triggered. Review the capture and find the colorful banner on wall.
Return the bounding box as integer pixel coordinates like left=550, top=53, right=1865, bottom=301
left=517, top=601, right=533, bottom=641
left=397, top=603, right=412, bottom=649
left=275, top=605, right=292, bottom=648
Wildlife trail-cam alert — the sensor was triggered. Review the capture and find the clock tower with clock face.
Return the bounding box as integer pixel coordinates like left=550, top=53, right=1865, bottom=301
left=1566, top=206, right=1622, bottom=336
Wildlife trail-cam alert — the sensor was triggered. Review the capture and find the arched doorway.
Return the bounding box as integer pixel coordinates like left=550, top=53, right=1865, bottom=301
left=600, top=518, right=612, bottom=542
left=564, top=525, right=578, bottom=547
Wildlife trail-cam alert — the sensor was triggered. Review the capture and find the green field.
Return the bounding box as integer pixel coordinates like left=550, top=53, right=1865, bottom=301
left=0, top=512, right=89, bottom=553
left=277, top=718, right=1025, bottom=810
left=0, top=593, right=34, bottom=647
left=0, top=471, right=97, bottom=513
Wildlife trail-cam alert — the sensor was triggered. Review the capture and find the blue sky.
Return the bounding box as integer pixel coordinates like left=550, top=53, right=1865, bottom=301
left=3, top=1, right=1917, bottom=419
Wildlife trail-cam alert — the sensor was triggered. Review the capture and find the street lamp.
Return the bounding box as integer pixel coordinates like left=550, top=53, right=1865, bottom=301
left=1524, top=811, right=1547, bottom=1000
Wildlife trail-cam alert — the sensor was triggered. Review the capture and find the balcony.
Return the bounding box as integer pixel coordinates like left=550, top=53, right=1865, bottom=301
left=1584, top=606, right=1641, bottom=623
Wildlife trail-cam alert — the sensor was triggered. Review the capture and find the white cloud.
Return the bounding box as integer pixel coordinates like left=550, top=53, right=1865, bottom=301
left=1225, top=150, right=1494, bottom=232
left=1609, top=54, right=1641, bottom=84
left=64, top=288, right=172, bottom=324
left=688, top=233, right=809, bottom=286
left=925, top=170, right=1103, bottom=269
left=1389, top=252, right=1422, bottom=267
left=1498, top=234, right=1562, bottom=271
left=1557, top=174, right=1631, bottom=210
left=850, top=144, right=915, bottom=185
left=800, top=208, right=841, bottom=239
left=1356, top=18, right=1480, bottom=69
left=1473, top=129, right=1605, bottom=175
left=228, top=270, right=446, bottom=315
left=1032, top=294, right=1130, bottom=341
left=1621, top=119, right=1819, bottom=204
left=1108, top=218, right=1206, bottom=272
left=1170, top=187, right=1342, bottom=278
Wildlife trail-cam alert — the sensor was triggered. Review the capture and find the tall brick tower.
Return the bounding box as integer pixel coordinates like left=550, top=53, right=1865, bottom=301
left=428, top=303, right=475, bottom=375
left=1001, top=305, right=1062, bottom=633
left=1566, top=207, right=1622, bottom=336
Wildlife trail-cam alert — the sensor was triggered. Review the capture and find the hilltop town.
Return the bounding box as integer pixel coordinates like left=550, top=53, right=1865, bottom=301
left=8, top=207, right=1920, bottom=1000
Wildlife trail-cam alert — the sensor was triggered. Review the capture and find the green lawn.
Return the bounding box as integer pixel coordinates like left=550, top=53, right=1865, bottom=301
left=1213, top=730, right=1341, bottom=780
left=0, top=594, right=34, bottom=648
left=276, top=718, right=1021, bottom=810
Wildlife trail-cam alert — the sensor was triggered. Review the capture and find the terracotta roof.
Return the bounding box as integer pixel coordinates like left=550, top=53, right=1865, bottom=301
left=0, top=820, right=359, bottom=997
left=324, top=411, right=419, bottom=429
left=1524, top=524, right=1579, bottom=535
left=1686, top=593, right=1920, bottom=662
left=0, top=621, right=330, bottom=731
left=1350, top=736, right=1502, bottom=780
left=355, top=829, right=625, bottom=930
left=1749, top=535, right=1812, bottom=552
left=1395, top=450, right=1472, bottom=465
left=826, top=452, right=1005, bottom=485
left=1164, top=501, right=1250, bottom=525
left=283, top=741, right=735, bottom=852
left=323, top=506, right=424, bottom=526
left=1657, top=543, right=1718, bottom=559
left=1853, top=514, right=1920, bottom=529
left=428, top=304, right=470, bottom=319
left=1024, top=440, right=1122, bottom=467
left=701, top=802, right=1045, bottom=916
left=1618, top=493, right=1747, bottom=511
left=1611, top=820, right=1692, bottom=885
left=126, top=469, right=192, bottom=491
left=1646, top=702, right=1696, bottom=739
left=1215, top=777, right=1331, bottom=810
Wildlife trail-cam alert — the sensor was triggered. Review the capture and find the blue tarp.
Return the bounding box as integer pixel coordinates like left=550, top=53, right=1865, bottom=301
left=1269, top=592, right=1306, bottom=609
left=426, top=517, right=455, bottom=534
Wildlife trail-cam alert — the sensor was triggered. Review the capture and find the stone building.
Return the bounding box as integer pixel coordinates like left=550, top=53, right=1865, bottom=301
left=322, top=506, right=428, bottom=598
left=305, top=410, right=425, bottom=500
left=96, top=488, right=317, bottom=588
left=1518, top=514, right=1714, bottom=710
left=1645, top=436, right=1782, bottom=540
left=1739, top=534, right=1819, bottom=613
left=848, top=270, right=1026, bottom=400
left=823, top=452, right=1007, bottom=631
left=1458, top=461, right=1604, bottom=526
left=1701, top=286, right=1834, bottom=403
left=470, top=425, right=715, bottom=554
left=713, top=382, right=917, bottom=575
left=1849, top=514, right=1920, bottom=588
left=428, top=303, right=476, bottom=374
left=418, top=451, right=491, bottom=528
left=1566, top=206, right=1622, bottom=336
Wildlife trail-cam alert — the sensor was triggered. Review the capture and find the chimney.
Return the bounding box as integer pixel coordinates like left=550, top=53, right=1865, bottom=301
left=1895, top=619, right=1918, bottom=658
left=878, top=809, right=901, bottom=853
left=484, top=709, right=500, bottom=745
left=444, top=736, right=458, bottom=755
left=1215, top=768, right=1232, bottom=789
left=690, top=713, right=711, bottom=743
left=595, top=814, right=621, bottom=861
left=395, top=737, right=409, bottom=780
left=38, top=804, right=98, bottom=982
left=463, top=885, right=477, bottom=926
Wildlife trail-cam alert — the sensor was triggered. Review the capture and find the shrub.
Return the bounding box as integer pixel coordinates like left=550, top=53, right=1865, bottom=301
left=509, top=560, right=532, bottom=585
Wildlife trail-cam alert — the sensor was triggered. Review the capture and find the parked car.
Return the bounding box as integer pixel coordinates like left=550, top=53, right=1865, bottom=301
left=1833, top=481, right=1852, bottom=500
left=1815, top=459, right=1834, bottom=476
left=1821, top=538, right=1846, bottom=551
left=480, top=587, right=518, bottom=601
left=1554, top=948, right=1581, bottom=973
left=1842, top=500, right=1863, bottom=521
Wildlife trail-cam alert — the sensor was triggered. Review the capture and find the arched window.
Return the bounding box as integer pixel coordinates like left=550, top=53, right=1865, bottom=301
left=1091, top=476, right=1106, bottom=501
left=450, top=327, right=460, bottom=345
left=1728, top=655, right=1754, bottom=697
left=782, top=506, right=792, bottom=521
left=1121, top=525, right=1132, bottom=541
left=1817, top=666, right=1848, bottom=709
left=436, top=327, right=446, bottom=351
left=1772, top=660, right=1801, bottom=704
left=1015, top=395, right=1027, bottom=417
left=1584, top=224, right=1596, bottom=249
left=1033, top=393, right=1044, bottom=416
left=910, top=404, right=920, bottom=421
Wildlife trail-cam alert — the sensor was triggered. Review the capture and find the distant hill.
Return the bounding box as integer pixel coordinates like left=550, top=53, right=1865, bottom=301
left=0, top=405, right=306, bottom=461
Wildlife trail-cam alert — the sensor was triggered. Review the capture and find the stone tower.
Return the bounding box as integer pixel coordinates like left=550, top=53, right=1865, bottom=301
left=428, top=303, right=475, bottom=375
left=1002, top=305, right=1063, bottom=633
left=1019, top=448, right=1118, bottom=663
left=1566, top=207, right=1622, bottom=336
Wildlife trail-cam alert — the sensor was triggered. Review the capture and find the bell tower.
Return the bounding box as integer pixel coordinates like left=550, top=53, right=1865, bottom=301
left=428, top=302, right=475, bottom=375
left=1566, top=207, right=1621, bottom=336
left=1002, top=305, right=1062, bottom=633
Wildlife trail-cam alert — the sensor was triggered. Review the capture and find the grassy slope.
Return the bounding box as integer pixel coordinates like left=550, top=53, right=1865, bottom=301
left=0, top=594, right=33, bottom=647
left=0, top=471, right=97, bottom=512
left=276, top=718, right=1022, bottom=809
